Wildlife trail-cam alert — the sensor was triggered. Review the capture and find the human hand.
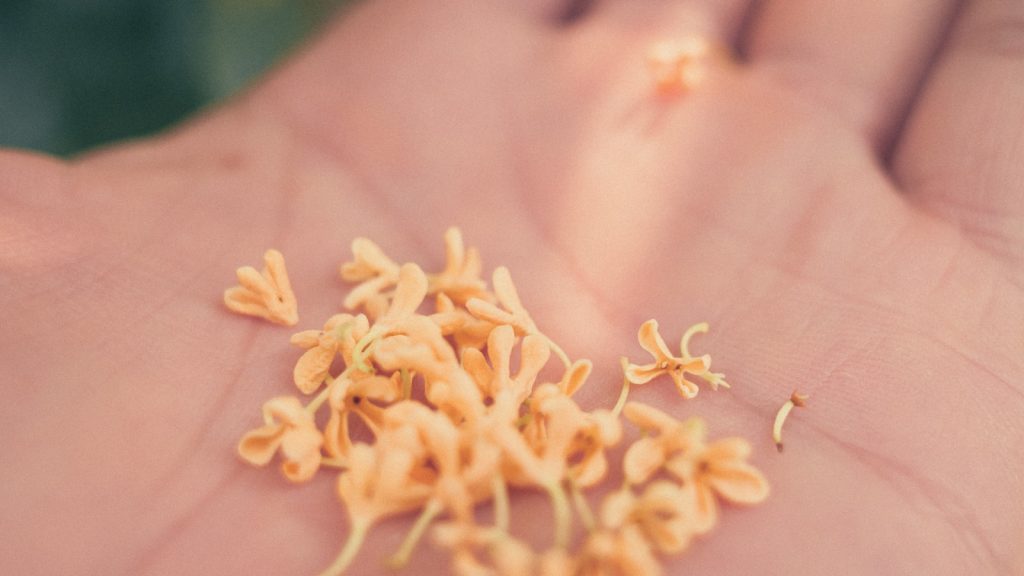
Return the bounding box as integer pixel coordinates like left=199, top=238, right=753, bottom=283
left=2, top=1, right=1021, bottom=574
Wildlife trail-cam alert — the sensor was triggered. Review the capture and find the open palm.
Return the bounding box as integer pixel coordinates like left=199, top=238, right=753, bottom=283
left=2, top=1, right=1022, bottom=575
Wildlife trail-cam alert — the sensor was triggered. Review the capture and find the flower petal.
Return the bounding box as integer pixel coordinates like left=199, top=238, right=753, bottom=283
left=637, top=481, right=693, bottom=554
left=323, top=410, right=352, bottom=460
left=487, top=325, right=515, bottom=383
left=702, top=437, right=752, bottom=462
left=558, top=359, right=592, bottom=397
left=262, top=396, right=311, bottom=427
left=622, top=437, right=665, bottom=485
left=706, top=460, right=770, bottom=505
left=289, top=330, right=322, bottom=349
left=688, top=482, right=718, bottom=534
left=292, top=345, right=335, bottom=394
left=382, top=263, right=428, bottom=323
left=237, top=425, right=284, bottom=466
left=571, top=447, right=607, bottom=488
left=514, top=334, right=550, bottom=400
left=636, top=319, right=673, bottom=362
left=622, top=401, right=678, bottom=433
left=623, top=362, right=663, bottom=385
left=669, top=370, right=700, bottom=399
left=599, top=488, right=635, bottom=529
left=340, top=237, right=398, bottom=281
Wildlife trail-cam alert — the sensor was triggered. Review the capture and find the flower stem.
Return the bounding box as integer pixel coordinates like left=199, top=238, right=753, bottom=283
left=387, top=499, right=443, bottom=569
left=321, top=457, right=347, bottom=470
left=568, top=478, right=595, bottom=533
left=352, top=326, right=383, bottom=373
left=317, top=518, right=370, bottom=576
left=400, top=368, right=412, bottom=400
left=541, top=333, right=572, bottom=369
left=611, top=377, right=631, bottom=418
left=305, top=378, right=334, bottom=415
left=544, top=480, right=572, bottom=549
left=492, top=475, right=510, bottom=533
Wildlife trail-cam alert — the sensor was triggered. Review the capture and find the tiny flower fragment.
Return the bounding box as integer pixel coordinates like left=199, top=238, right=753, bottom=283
left=223, top=249, right=298, bottom=326
left=647, top=37, right=711, bottom=94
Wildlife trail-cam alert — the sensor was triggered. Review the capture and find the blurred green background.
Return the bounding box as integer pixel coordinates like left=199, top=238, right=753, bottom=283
left=0, top=0, right=353, bottom=156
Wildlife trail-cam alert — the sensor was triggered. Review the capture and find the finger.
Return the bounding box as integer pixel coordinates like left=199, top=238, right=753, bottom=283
left=744, top=2, right=959, bottom=151
left=892, top=0, right=1024, bottom=268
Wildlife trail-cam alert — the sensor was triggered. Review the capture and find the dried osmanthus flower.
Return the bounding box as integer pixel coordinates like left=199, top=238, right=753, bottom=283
left=432, top=292, right=495, bottom=351
left=320, top=439, right=435, bottom=576
left=521, top=383, right=623, bottom=489
left=427, top=226, right=489, bottom=305
left=380, top=402, right=502, bottom=567
left=223, top=249, right=298, bottom=326
left=461, top=324, right=551, bottom=404
left=237, top=396, right=323, bottom=483
left=576, top=514, right=662, bottom=576
left=322, top=372, right=401, bottom=464
left=372, top=327, right=485, bottom=422
left=600, top=482, right=696, bottom=556
left=340, top=237, right=401, bottom=318
left=623, top=402, right=769, bottom=534
left=773, top=391, right=809, bottom=452
left=231, top=228, right=768, bottom=575
left=289, top=313, right=369, bottom=395
left=466, top=266, right=572, bottom=368
left=432, top=520, right=554, bottom=576
left=624, top=320, right=728, bottom=399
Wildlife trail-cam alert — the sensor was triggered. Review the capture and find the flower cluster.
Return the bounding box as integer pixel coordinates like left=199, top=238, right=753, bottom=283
left=230, top=228, right=769, bottom=576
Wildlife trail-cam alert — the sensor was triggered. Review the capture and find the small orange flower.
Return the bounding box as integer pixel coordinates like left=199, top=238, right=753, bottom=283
left=577, top=524, right=662, bottom=576
left=431, top=293, right=494, bottom=351
left=223, top=249, right=298, bottom=326
left=466, top=266, right=538, bottom=335
left=622, top=402, right=769, bottom=534
left=433, top=522, right=539, bottom=576
left=624, top=320, right=727, bottom=399
left=621, top=401, right=706, bottom=486
left=461, top=325, right=550, bottom=403
left=665, top=436, right=769, bottom=534
left=323, top=373, right=401, bottom=461
left=340, top=237, right=400, bottom=316
left=428, top=227, right=489, bottom=305
left=337, top=441, right=435, bottom=527
left=237, top=396, right=323, bottom=482
left=289, top=313, right=369, bottom=394
left=600, top=482, right=695, bottom=555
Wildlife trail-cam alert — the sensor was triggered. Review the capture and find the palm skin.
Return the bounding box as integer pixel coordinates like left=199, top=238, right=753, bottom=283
left=1, top=1, right=1022, bottom=575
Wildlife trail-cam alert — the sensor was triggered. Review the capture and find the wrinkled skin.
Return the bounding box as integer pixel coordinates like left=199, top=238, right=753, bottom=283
left=2, top=1, right=1022, bottom=575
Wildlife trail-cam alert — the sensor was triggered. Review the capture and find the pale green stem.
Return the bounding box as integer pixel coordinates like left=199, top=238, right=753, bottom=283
left=321, top=457, right=347, bottom=470
left=400, top=368, right=412, bottom=400
left=680, top=322, right=708, bottom=358
left=305, top=376, right=335, bottom=415
left=542, top=334, right=572, bottom=369
left=611, top=377, right=631, bottom=418
left=543, top=480, right=572, bottom=549
left=387, top=499, right=443, bottom=569
left=568, top=478, right=595, bottom=533
left=317, top=518, right=371, bottom=576
left=352, top=326, right=384, bottom=373
left=492, top=475, right=510, bottom=533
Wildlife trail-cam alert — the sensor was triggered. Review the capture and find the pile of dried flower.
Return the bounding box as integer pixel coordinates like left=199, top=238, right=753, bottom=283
left=226, top=228, right=769, bottom=576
